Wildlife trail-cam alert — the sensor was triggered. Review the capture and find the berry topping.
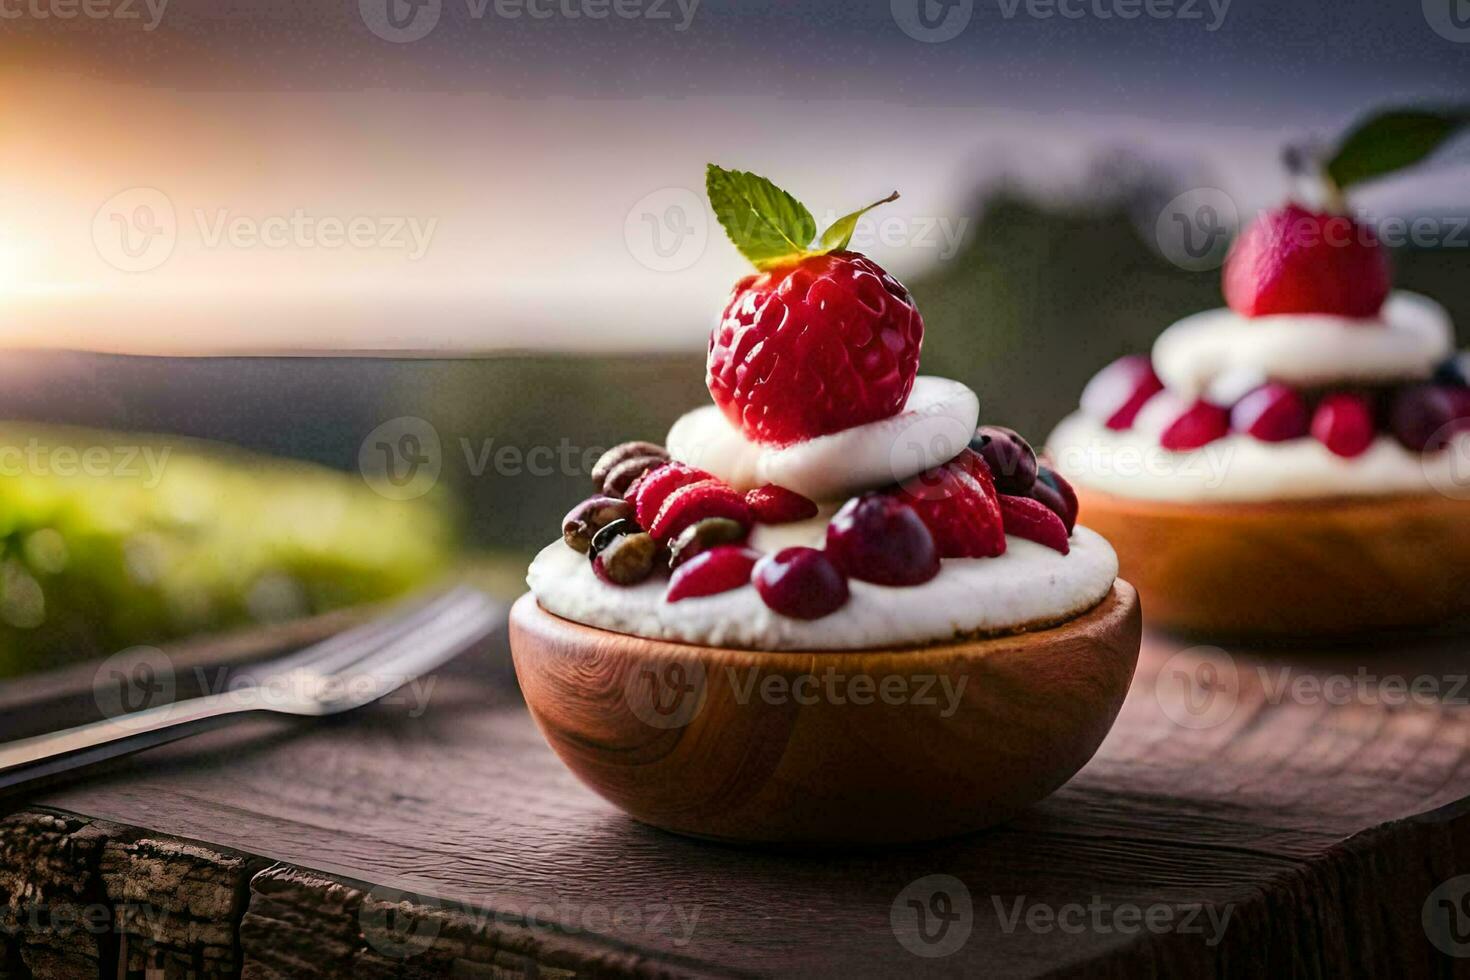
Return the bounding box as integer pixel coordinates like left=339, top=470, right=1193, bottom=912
left=668, top=517, right=749, bottom=569
left=889, top=448, right=1005, bottom=559
left=825, top=493, right=940, bottom=586
left=591, top=441, right=668, bottom=489
left=1157, top=398, right=1230, bottom=451
left=562, top=496, right=634, bottom=554
left=997, top=494, right=1070, bottom=555
left=745, top=484, right=819, bottom=524
left=752, top=547, right=850, bottom=620
left=1433, top=354, right=1469, bottom=388
left=666, top=545, right=761, bottom=603
left=968, top=425, right=1038, bottom=495
left=648, top=479, right=753, bottom=544
left=1388, top=384, right=1470, bottom=453
left=1031, top=465, right=1079, bottom=534
left=1222, top=204, right=1390, bottom=319
left=1230, top=383, right=1310, bottom=443
left=1311, top=392, right=1377, bottom=458
left=632, top=462, right=711, bottom=529
left=1080, top=354, right=1165, bottom=430
left=708, top=251, right=924, bottom=446
left=602, top=454, right=667, bottom=499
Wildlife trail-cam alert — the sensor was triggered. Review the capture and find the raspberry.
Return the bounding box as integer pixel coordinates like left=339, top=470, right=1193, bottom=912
left=752, top=547, right=850, bottom=620
left=632, top=462, right=710, bottom=530
left=648, top=479, right=752, bottom=544
left=998, top=494, right=1070, bottom=555
left=1311, top=392, right=1376, bottom=458
left=888, top=448, right=1005, bottom=559
left=1223, top=204, right=1391, bottom=319
left=707, top=250, right=924, bottom=445
left=745, top=484, right=818, bottom=524
left=666, top=545, right=760, bottom=603
left=1080, top=355, right=1164, bottom=430
left=1230, top=383, right=1309, bottom=443
left=1159, top=399, right=1230, bottom=451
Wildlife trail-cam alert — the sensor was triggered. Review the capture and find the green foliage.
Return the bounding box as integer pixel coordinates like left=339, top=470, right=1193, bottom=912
left=0, top=424, right=455, bottom=675
left=1327, top=107, right=1470, bottom=192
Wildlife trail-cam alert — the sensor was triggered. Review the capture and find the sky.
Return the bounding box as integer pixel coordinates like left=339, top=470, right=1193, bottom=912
left=1, top=0, right=1466, bottom=353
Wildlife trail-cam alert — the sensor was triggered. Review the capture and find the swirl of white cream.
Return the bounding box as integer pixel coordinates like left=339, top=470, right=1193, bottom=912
left=665, top=376, right=980, bottom=503
left=1153, top=291, right=1453, bottom=400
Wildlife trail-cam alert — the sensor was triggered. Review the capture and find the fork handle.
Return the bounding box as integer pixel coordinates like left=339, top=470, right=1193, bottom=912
left=0, top=694, right=255, bottom=796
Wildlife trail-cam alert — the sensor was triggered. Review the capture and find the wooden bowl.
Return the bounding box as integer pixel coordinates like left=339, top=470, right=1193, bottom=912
left=509, top=584, right=1141, bottom=845
left=1075, top=488, right=1470, bottom=638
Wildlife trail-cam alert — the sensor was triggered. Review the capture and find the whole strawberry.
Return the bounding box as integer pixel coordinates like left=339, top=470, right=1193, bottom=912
left=705, top=165, right=923, bottom=446
left=1223, top=203, right=1390, bottom=319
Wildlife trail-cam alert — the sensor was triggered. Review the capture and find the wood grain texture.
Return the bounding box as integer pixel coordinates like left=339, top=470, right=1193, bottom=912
left=1, top=607, right=1470, bottom=976
left=509, top=586, right=1142, bottom=844
left=1074, top=488, right=1470, bottom=636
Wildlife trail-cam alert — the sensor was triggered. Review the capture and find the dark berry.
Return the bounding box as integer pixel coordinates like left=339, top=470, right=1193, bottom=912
left=1433, top=355, right=1469, bottom=388
left=602, top=454, right=667, bottom=499
left=825, top=493, right=940, bottom=586
left=753, top=547, right=850, bottom=620
left=1031, top=466, right=1079, bottom=533
left=669, top=517, right=748, bottom=569
left=591, top=441, right=667, bottom=488
left=968, top=425, right=1038, bottom=495
left=1389, top=384, right=1470, bottom=452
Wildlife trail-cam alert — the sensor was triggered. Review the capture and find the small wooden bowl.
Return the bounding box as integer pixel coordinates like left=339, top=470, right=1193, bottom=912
left=509, top=584, right=1141, bottom=845
left=1075, top=488, right=1470, bottom=638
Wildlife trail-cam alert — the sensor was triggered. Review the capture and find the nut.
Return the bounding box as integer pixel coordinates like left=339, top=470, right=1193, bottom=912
left=562, top=496, right=635, bottom=554
left=591, top=441, right=668, bottom=488
left=602, top=454, right=667, bottom=499
left=597, top=531, right=658, bottom=585
left=668, top=517, right=748, bottom=569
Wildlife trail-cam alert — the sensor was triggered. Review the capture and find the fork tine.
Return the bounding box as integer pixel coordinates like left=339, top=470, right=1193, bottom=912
left=249, top=586, right=477, bottom=681
left=316, top=591, right=501, bottom=710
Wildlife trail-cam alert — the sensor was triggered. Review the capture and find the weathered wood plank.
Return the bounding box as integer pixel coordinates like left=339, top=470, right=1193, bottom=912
left=0, top=620, right=1468, bottom=977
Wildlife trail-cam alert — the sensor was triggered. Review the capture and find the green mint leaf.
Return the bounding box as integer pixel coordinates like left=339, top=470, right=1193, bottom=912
left=706, top=165, right=817, bottom=268
left=817, top=191, right=901, bottom=252
left=1326, top=107, right=1470, bottom=191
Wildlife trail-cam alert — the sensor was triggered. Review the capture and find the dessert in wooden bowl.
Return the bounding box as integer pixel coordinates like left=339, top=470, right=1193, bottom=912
left=510, top=166, right=1142, bottom=844
left=1049, top=189, right=1470, bottom=637
left=511, top=584, right=1140, bottom=845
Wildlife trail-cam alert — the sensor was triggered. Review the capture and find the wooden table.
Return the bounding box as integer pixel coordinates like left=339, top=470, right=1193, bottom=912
left=3, top=604, right=1470, bottom=979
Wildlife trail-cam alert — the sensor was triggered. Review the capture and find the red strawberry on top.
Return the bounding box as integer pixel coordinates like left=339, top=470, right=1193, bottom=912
left=888, top=448, right=1005, bottom=559
left=704, top=165, right=923, bottom=446
left=708, top=251, right=923, bottom=445
left=1223, top=204, right=1390, bottom=319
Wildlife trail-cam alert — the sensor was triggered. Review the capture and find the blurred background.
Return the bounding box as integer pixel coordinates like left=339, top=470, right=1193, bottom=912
left=0, top=0, right=1466, bottom=670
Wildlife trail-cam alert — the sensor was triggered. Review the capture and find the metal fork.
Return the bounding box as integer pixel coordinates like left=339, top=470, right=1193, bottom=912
left=0, top=586, right=500, bottom=794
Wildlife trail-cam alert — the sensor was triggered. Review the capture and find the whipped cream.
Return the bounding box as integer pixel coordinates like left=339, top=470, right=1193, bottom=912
left=1048, top=412, right=1470, bottom=503
left=527, top=525, right=1118, bottom=651
left=1154, top=292, right=1453, bottom=400
left=666, top=376, right=979, bottom=503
